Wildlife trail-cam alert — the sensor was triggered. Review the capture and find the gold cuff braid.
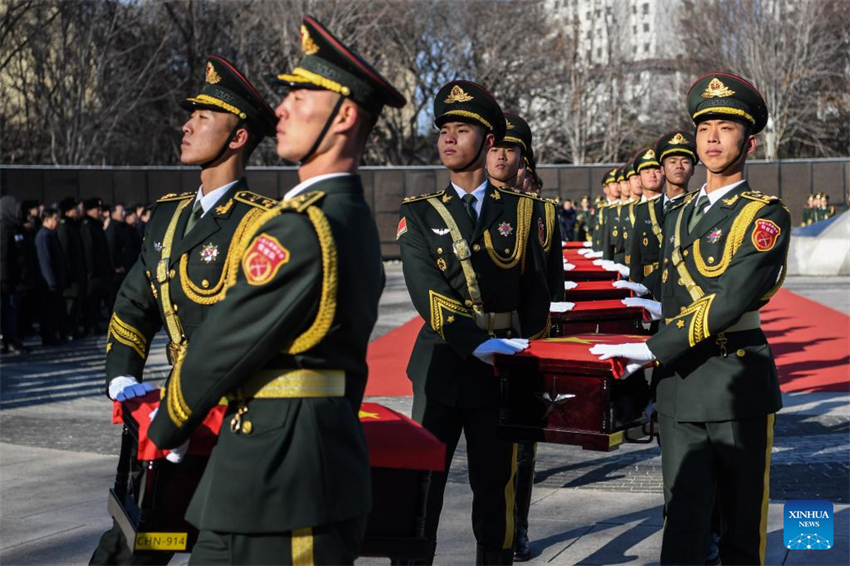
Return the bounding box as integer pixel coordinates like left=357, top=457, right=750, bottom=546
left=107, top=313, right=148, bottom=359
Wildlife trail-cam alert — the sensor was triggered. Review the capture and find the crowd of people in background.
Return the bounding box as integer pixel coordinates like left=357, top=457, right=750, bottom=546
left=0, top=195, right=151, bottom=353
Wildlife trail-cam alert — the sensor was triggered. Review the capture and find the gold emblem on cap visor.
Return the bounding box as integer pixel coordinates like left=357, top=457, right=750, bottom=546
left=301, top=25, right=320, bottom=55
left=669, top=133, right=687, bottom=145
left=642, top=149, right=656, bottom=160
left=445, top=85, right=474, bottom=104
left=701, top=77, right=735, bottom=99
left=506, top=119, right=515, bottom=129
left=205, top=62, right=222, bottom=85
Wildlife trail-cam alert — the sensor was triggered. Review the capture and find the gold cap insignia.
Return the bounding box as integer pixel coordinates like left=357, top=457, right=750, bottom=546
left=642, top=149, right=656, bottom=160
left=669, top=133, right=687, bottom=145
left=301, top=25, right=320, bottom=56
left=205, top=62, right=222, bottom=85
left=701, top=77, right=735, bottom=99
left=506, top=119, right=515, bottom=130
left=445, top=85, right=474, bottom=104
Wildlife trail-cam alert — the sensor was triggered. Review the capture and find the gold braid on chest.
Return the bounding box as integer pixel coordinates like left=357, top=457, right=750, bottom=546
left=483, top=197, right=534, bottom=270
left=179, top=208, right=267, bottom=304
left=542, top=202, right=556, bottom=253
left=693, top=201, right=765, bottom=277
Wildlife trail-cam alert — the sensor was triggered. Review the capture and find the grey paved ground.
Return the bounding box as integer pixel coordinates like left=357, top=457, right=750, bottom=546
left=1, top=270, right=848, bottom=565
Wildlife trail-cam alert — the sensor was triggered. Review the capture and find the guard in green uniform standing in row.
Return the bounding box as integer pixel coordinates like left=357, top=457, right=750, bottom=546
left=148, top=16, right=407, bottom=565
left=398, top=80, right=551, bottom=565
left=591, top=72, right=789, bottom=566
left=91, top=55, right=277, bottom=566
left=628, top=146, right=669, bottom=299
left=485, top=113, right=563, bottom=562
left=600, top=166, right=623, bottom=260
left=592, top=169, right=617, bottom=252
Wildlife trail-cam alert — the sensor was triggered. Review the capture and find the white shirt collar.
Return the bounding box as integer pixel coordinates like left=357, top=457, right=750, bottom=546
left=696, top=179, right=747, bottom=212
left=644, top=193, right=662, bottom=202
left=284, top=172, right=354, bottom=201
left=451, top=180, right=489, bottom=216
left=194, top=180, right=240, bottom=216
left=664, top=192, right=686, bottom=206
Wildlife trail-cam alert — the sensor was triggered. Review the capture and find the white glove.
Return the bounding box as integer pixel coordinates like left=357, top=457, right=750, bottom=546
left=473, top=338, right=530, bottom=366
left=583, top=241, right=593, bottom=248
left=577, top=248, right=592, bottom=256
left=109, top=376, right=155, bottom=402
left=149, top=408, right=190, bottom=464
left=590, top=343, right=655, bottom=362
left=622, top=297, right=662, bottom=321
left=563, top=262, right=576, bottom=271
left=564, top=281, right=579, bottom=290
left=587, top=250, right=604, bottom=258
left=550, top=301, right=575, bottom=313
left=612, top=280, right=650, bottom=296
left=600, top=262, right=630, bottom=277
left=592, top=259, right=608, bottom=266
left=589, top=343, right=655, bottom=379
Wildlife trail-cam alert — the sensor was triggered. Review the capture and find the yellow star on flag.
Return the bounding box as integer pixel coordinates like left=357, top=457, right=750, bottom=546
left=358, top=411, right=380, bottom=419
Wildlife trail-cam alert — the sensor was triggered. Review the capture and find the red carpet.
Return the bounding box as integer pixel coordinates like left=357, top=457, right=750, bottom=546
left=365, top=289, right=850, bottom=397
left=762, top=289, right=850, bottom=393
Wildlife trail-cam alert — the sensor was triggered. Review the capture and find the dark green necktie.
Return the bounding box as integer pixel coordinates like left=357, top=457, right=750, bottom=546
left=184, top=200, right=203, bottom=236
left=462, top=193, right=478, bottom=224
left=688, top=195, right=710, bottom=233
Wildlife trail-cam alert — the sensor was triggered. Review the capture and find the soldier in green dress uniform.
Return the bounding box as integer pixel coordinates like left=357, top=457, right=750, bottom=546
left=592, top=169, right=617, bottom=251
left=397, top=80, right=551, bottom=565
left=90, top=54, right=276, bottom=566
left=591, top=72, right=788, bottom=566
left=628, top=146, right=668, bottom=299
left=147, top=16, right=406, bottom=565
left=485, top=112, right=564, bottom=562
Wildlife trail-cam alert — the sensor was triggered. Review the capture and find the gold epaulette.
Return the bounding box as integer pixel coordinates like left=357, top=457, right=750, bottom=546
left=156, top=191, right=194, bottom=202
left=741, top=190, right=780, bottom=205
left=234, top=190, right=279, bottom=210
left=496, top=186, right=539, bottom=200
left=402, top=190, right=444, bottom=203
left=278, top=191, right=326, bottom=213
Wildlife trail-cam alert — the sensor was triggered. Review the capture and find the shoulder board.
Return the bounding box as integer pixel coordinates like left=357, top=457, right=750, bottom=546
left=667, top=194, right=694, bottom=212
left=741, top=190, right=780, bottom=205
left=156, top=191, right=194, bottom=202
left=234, top=190, right=278, bottom=210
left=277, top=191, right=326, bottom=213
left=402, top=190, right=444, bottom=204
left=495, top=186, right=539, bottom=200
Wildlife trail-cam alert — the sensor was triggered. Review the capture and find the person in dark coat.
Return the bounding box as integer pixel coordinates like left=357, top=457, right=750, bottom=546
left=35, top=208, right=69, bottom=345
left=559, top=199, right=577, bottom=241
left=0, top=195, right=29, bottom=354
left=80, top=197, right=113, bottom=333
left=57, top=197, right=88, bottom=338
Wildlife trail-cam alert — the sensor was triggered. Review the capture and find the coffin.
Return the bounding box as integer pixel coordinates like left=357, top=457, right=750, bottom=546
left=495, top=335, right=653, bottom=451
left=563, top=280, right=632, bottom=302
left=551, top=299, right=646, bottom=336
left=108, top=395, right=444, bottom=561
left=563, top=261, right=620, bottom=282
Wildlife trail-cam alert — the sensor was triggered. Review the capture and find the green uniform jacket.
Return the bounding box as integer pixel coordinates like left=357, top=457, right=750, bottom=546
left=648, top=182, right=789, bottom=422
left=629, top=197, right=664, bottom=300
left=148, top=175, right=381, bottom=534
left=591, top=204, right=608, bottom=251
left=539, top=199, right=566, bottom=301
left=104, top=180, right=277, bottom=385
left=601, top=203, right=626, bottom=262
left=398, top=183, right=551, bottom=408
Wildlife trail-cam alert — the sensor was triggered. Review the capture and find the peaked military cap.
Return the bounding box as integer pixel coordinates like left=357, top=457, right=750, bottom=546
left=83, top=197, right=103, bottom=211
left=434, top=80, right=506, bottom=143
left=603, top=167, right=618, bottom=186
left=276, top=16, right=406, bottom=115
left=634, top=147, right=661, bottom=173
left=625, top=157, right=638, bottom=179
left=616, top=165, right=626, bottom=183
left=655, top=130, right=697, bottom=164
left=181, top=55, right=276, bottom=138
left=687, top=72, right=768, bottom=134
left=501, top=112, right=532, bottom=154
left=59, top=197, right=79, bottom=214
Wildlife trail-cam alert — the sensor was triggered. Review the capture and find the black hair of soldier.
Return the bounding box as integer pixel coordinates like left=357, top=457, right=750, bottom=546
left=41, top=207, right=59, bottom=222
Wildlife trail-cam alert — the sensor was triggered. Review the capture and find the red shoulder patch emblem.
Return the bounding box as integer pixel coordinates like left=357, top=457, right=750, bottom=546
left=752, top=219, right=781, bottom=252
left=396, top=216, right=408, bottom=240
left=242, top=234, right=289, bottom=285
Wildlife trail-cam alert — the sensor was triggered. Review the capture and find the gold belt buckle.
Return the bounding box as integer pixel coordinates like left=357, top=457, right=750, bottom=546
left=453, top=239, right=471, bottom=260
